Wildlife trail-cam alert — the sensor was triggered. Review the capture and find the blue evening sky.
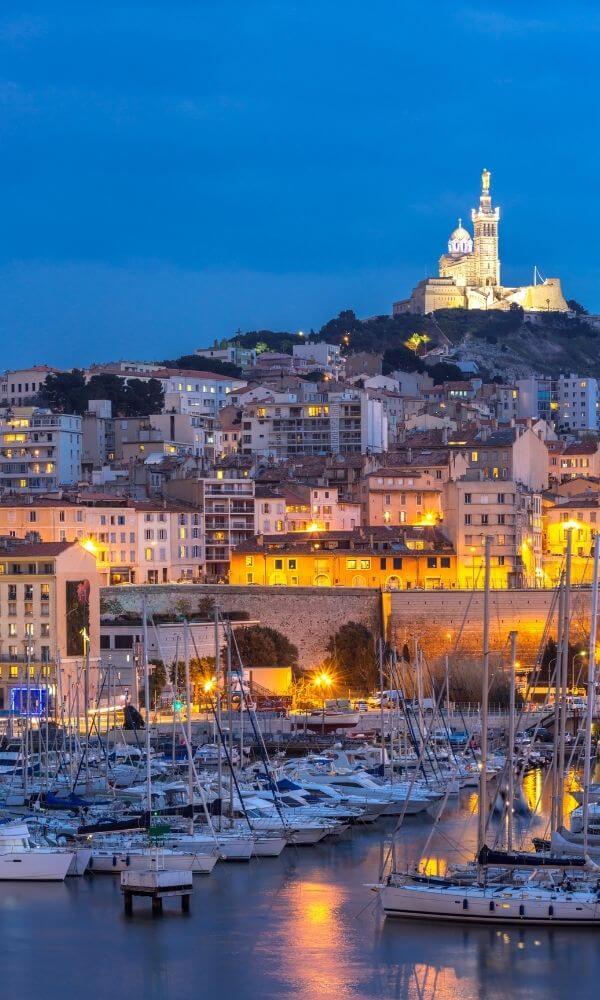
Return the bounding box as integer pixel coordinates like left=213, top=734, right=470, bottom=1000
left=0, top=1, right=597, bottom=368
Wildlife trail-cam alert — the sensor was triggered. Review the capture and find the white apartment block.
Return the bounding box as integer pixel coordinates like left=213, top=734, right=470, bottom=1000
left=517, top=374, right=598, bottom=431
left=292, top=341, right=342, bottom=376
left=0, top=410, right=82, bottom=493
left=241, top=389, right=387, bottom=459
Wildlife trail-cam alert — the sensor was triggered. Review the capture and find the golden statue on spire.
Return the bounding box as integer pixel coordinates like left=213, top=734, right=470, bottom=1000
left=481, top=168, right=491, bottom=193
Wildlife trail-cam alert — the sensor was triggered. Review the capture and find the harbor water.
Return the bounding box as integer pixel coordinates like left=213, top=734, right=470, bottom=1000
left=2, top=769, right=598, bottom=1000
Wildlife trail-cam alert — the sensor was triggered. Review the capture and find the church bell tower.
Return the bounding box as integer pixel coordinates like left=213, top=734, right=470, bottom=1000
left=471, top=168, right=500, bottom=287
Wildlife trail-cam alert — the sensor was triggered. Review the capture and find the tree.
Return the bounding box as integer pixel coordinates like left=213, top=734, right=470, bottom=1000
left=234, top=625, right=298, bottom=669
left=567, top=299, right=588, bottom=315
left=161, top=354, right=243, bottom=379
left=122, top=378, right=164, bottom=416
left=326, top=621, right=377, bottom=693
left=428, top=361, right=465, bottom=384
left=40, top=370, right=88, bottom=413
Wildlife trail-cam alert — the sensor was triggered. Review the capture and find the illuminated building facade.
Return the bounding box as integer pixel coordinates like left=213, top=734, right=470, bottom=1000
left=394, top=169, right=568, bottom=314
left=230, top=526, right=456, bottom=590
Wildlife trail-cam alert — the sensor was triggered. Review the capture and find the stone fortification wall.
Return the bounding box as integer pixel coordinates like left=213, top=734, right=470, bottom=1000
left=386, top=588, right=592, bottom=666
left=101, top=585, right=382, bottom=671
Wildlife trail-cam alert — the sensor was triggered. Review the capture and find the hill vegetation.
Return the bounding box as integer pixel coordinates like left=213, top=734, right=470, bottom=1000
left=225, top=305, right=600, bottom=381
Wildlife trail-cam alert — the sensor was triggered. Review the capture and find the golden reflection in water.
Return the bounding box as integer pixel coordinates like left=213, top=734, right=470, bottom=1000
left=394, top=961, right=463, bottom=1000
left=466, top=791, right=479, bottom=815
left=562, top=770, right=580, bottom=818
left=419, top=856, right=448, bottom=877
left=277, top=879, right=349, bottom=996
left=522, top=768, right=543, bottom=814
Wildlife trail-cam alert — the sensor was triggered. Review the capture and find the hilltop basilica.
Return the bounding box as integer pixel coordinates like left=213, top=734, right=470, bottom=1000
left=394, top=169, right=568, bottom=315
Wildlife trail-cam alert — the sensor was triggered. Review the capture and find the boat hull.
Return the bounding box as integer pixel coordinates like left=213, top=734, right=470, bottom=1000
left=0, top=850, right=74, bottom=881
left=90, top=851, right=217, bottom=874
left=378, top=882, right=600, bottom=925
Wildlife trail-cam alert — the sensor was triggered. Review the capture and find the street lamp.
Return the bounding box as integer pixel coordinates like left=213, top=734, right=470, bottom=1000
left=314, top=671, right=333, bottom=735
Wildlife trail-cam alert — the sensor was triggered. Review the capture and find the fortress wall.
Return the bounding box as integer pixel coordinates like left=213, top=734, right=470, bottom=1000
left=101, top=585, right=381, bottom=671
left=386, top=588, right=591, bottom=666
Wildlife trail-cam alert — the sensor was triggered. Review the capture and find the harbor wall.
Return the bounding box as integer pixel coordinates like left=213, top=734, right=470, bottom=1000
left=101, top=584, right=593, bottom=671
left=386, top=588, right=592, bottom=665
left=101, top=585, right=382, bottom=671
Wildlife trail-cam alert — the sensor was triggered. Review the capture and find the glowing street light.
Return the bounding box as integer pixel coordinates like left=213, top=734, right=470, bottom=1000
left=313, top=672, right=333, bottom=735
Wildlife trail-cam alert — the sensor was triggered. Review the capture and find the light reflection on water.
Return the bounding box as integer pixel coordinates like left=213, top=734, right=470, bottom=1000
left=0, top=769, right=599, bottom=1000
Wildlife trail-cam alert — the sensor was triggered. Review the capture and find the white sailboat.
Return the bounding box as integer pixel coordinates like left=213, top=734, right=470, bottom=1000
left=0, top=823, right=75, bottom=881
left=373, top=532, right=600, bottom=926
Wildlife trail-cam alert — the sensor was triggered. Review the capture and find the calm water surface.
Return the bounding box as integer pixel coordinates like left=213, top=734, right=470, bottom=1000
left=1, top=770, right=596, bottom=1000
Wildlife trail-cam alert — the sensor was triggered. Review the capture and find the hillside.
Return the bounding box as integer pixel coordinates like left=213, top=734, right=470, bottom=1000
left=227, top=307, right=600, bottom=382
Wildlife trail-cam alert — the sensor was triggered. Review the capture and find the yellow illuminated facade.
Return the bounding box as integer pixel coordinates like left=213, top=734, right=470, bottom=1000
left=231, top=542, right=456, bottom=590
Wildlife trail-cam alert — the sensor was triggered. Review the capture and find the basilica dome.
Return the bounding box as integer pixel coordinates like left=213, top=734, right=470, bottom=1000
left=447, top=218, right=473, bottom=255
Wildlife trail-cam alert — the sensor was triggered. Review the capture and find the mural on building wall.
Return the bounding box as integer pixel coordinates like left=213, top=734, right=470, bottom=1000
left=66, top=580, right=90, bottom=656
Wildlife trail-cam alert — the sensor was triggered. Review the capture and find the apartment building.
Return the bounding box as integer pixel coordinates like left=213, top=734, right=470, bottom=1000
left=517, top=374, right=599, bottom=432
left=556, top=440, right=600, bottom=481
left=0, top=497, right=202, bottom=585
left=0, top=409, right=82, bottom=493
left=0, top=366, right=61, bottom=407
left=164, top=477, right=256, bottom=581
left=241, top=388, right=387, bottom=459
left=360, top=469, right=443, bottom=527
left=443, top=477, right=542, bottom=589
left=255, top=485, right=361, bottom=535
left=82, top=400, right=115, bottom=471
left=543, top=496, right=598, bottom=587
left=292, top=341, right=342, bottom=377
left=230, top=526, right=456, bottom=590
left=0, top=537, right=101, bottom=711
left=465, top=425, right=548, bottom=491
left=86, top=363, right=246, bottom=418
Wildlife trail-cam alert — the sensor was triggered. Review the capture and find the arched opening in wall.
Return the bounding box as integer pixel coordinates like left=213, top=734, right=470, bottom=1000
left=351, top=575, right=367, bottom=587
left=386, top=575, right=402, bottom=590
left=313, top=574, right=331, bottom=587
left=269, top=570, right=287, bottom=586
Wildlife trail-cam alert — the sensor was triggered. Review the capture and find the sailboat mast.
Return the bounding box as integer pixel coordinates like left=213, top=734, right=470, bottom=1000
left=379, top=638, right=385, bottom=772
left=477, top=535, right=492, bottom=857
left=583, top=534, right=600, bottom=855
left=142, top=594, right=152, bottom=814
left=214, top=604, right=223, bottom=831
left=183, top=619, right=194, bottom=836
left=557, top=527, right=573, bottom=831
left=508, top=630, right=517, bottom=853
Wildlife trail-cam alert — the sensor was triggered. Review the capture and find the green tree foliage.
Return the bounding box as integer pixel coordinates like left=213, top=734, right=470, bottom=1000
left=382, top=346, right=425, bottom=375
left=428, top=361, right=465, bottom=384
left=538, top=636, right=587, bottom=686
left=567, top=299, right=588, bottom=315
left=41, top=371, right=164, bottom=417
left=326, top=621, right=377, bottom=693
left=161, top=354, right=243, bottom=378
left=226, top=330, right=303, bottom=355
left=40, top=370, right=88, bottom=412
left=234, top=625, right=298, bottom=668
